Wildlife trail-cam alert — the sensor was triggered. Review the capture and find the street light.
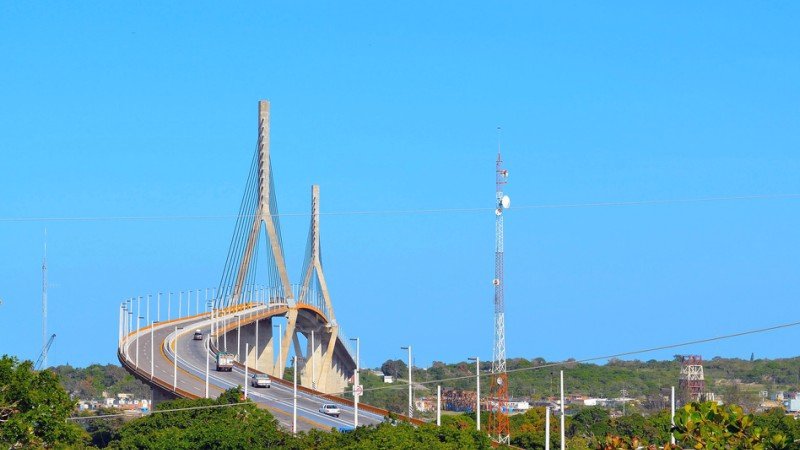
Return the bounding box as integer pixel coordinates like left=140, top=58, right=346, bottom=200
left=150, top=321, right=158, bottom=380
left=310, top=330, right=316, bottom=390
left=224, top=312, right=228, bottom=352
left=468, top=357, right=480, bottom=431
left=254, top=318, right=259, bottom=372
left=173, top=326, right=184, bottom=392
left=400, top=345, right=412, bottom=418
left=119, top=304, right=126, bottom=343
left=234, top=315, right=242, bottom=359
left=126, top=312, right=133, bottom=363
left=350, top=337, right=360, bottom=428
left=560, top=370, right=565, bottom=450
left=205, top=339, right=211, bottom=398
left=244, top=343, right=249, bottom=400
left=274, top=324, right=282, bottom=377
left=292, top=356, right=298, bottom=435
left=210, top=306, right=216, bottom=345
left=135, top=316, right=144, bottom=369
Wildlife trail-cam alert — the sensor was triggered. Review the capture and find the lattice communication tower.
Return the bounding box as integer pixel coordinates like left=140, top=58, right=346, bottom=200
left=488, top=150, right=510, bottom=444
left=679, top=355, right=705, bottom=402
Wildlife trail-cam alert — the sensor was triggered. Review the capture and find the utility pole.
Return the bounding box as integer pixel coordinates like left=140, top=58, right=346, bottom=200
left=42, top=229, right=48, bottom=369
left=401, top=345, right=412, bottom=418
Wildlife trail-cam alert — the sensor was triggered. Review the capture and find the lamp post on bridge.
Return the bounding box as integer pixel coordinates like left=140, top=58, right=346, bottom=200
left=311, top=330, right=316, bottom=390
left=401, top=345, right=413, bottom=419
left=235, top=315, right=242, bottom=360
left=157, top=293, right=161, bottom=323
left=205, top=335, right=211, bottom=399
left=179, top=291, right=183, bottom=318
left=244, top=343, right=249, bottom=400
left=254, top=318, right=259, bottom=372
left=150, top=321, right=158, bottom=380
left=119, top=304, right=126, bottom=344
left=126, top=312, right=132, bottom=363
left=135, top=316, right=144, bottom=369
left=274, top=323, right=282, bottom=377
left=168, top=292, right=172, bottom=321
left=173, top=326, right=184, bottom=392
left=468, top=356, right=480, bottom=431
left=292, top=355, right=298, bottom=435
left=350, top=337, right=360, bottom=428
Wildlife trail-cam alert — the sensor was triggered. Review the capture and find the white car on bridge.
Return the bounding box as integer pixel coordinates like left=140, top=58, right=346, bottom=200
left=250, top=373, right=270, bottom=388
left=319, top=403, right=341, bottom=417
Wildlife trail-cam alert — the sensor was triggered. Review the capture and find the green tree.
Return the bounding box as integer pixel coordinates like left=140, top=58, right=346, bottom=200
left=109, top=387, right=288, bottom=449
left=672, top=401, right=790, bottom=449
left=0, top=355, right=86, bottom=448
left=380, top=359, right=408, bottom=379
left=569, top=406, right=611, bottom=439
left=78, top=407, right=125, bottom=448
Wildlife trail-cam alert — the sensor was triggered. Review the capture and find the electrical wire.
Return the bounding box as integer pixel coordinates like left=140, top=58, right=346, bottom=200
left=3, top=193, right=799, bottom=223
left=67, top=401, right=250, bottom=421
left=325, top=317, right=800, bottom=397
left=78, top=317, right=800, bottom=420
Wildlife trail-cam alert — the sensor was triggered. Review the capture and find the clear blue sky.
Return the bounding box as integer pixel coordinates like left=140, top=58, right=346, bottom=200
left=1, top=3, right=799, bottom=370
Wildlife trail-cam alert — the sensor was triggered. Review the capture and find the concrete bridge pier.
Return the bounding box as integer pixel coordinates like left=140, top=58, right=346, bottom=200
left=237, top=317, right=275, bottom=375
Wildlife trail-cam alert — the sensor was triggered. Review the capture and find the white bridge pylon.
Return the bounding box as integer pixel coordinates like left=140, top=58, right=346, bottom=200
left=214, top=100, right=353, bottom=393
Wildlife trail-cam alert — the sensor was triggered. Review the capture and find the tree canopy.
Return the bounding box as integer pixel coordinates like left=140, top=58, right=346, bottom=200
left=0, top=355, right=85, bottom=448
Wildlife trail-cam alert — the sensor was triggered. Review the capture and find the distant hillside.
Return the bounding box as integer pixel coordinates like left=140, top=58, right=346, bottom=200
left=357, top=356, right=800, bottom=414
left=49, top=355, right=800, bottom=408
left=51, top=364, right=150, bottom=400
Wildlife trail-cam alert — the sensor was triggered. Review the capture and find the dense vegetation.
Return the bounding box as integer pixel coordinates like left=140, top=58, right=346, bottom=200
left=354, top=356, right=800, bottom=415
left=0, top=355, right=86, bottom=448
left=51, top=364, right=151, bottom=400
left=47, top=355, right=800, bottom=412
left=464, top=402, right=800, bottom=448
left=5, top=353, right=800, bottom=449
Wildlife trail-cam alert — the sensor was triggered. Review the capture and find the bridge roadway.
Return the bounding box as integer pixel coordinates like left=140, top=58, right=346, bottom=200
left=121, top=306, right=385, bottom=432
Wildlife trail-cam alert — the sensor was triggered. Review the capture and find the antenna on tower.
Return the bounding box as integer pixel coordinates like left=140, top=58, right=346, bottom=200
left=488, top=135, right=511, bottom=444
left=42, top=229, right=48, bottom=369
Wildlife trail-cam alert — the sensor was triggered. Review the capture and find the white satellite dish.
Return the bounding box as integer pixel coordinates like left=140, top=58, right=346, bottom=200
left=501, top=195, right=511, bottom=209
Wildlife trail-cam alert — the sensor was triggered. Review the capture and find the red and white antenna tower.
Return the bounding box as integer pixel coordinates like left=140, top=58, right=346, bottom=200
left=488, top=131, right=511, bottom=444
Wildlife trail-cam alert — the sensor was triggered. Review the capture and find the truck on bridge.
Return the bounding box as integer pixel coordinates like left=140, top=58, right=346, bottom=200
left=215, top=352, right=235, bottom=372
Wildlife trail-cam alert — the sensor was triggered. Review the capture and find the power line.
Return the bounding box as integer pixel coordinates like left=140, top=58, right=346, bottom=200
left=77, top=317, right=800, bottom=420
left=2, top=193, right=799, bottom=223
left=68, top=401, right=249, bottom=421
left=329, top=317, right=800, bottom=397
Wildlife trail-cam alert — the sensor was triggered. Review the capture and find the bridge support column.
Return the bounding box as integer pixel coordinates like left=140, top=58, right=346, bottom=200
left=275, top=309, right=297, bottom=378
left=299, top=328, right=323, bottom=389
left=317, top=325, right=346, bottom=393
left=253, top=318, right=274, bottom=375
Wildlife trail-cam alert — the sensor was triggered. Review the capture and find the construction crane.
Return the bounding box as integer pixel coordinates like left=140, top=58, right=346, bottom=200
left=35, top=334, right=55, bottom=370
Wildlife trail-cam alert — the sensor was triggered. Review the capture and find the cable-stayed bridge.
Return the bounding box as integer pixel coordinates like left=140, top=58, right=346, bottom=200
left=117, top=101, right=416, bottom=431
